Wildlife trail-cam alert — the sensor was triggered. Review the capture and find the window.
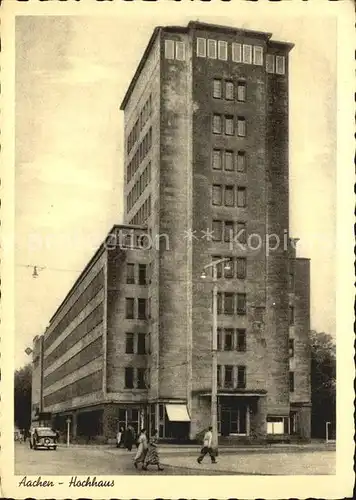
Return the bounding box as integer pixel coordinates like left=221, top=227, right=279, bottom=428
left=197, top=37, right=206, bottom=57
left=237, top=81, right=246, bottom=102
left=236, top=257, right=247, bottom=279
left=224, top=221, right=233, bottom=242
left=165, top=40, right=175, bottom=60
left=224, top=293, right=234, bottom=315
left=242, top=44, right=252, bottom=64
left=289, top=273, right=295, bottom=290
left=176, top=42, right=185, bottom=61
left=126, top=263, right=135, bottom=284
left=236, top=222, right=246, bottom=244
left=224, top=365, right=233, bottom=388
left=217, top=365, right=222, bottom=387
left=225, top=151, right=234, bottom=171
left=212, top=255, right=222, bottom=278
left=146, top=332, right=151, bottom=354
left=267, top=416, right=287, bottom=435
left=137, top=368, right=146, bottom=389
left=213, top=114, right=222, bottom=134
left=213, top=149, right=222, bottom=170
left=237, top=365, right=246, bottom=388
left=213, top=79, right=222, bottom=99
left=224, top=329, right=233, bottom=350
left=218, top=41, right=228, bottom=61
left=237, top=329, right=246, bottom=352
left=225, top=81, right=234, bottom=100
left=207, top=39, right=217, bottom=59
left=232, top=42, right=242, bottom=63
left=137, top=333, right=146, bottom=354
left=212, top=220, right=222, bottom=241
left=125, top=367, right=134, bottom=389
left=237, top=117, right=246, bottom=137
left=138, top=264, right=147, bottom=285
left=289, top=339, right=294, bottom=358
left=138, top=299, right=147, bottom=320
left=289, top=372, right=295, bottom=392
left=125, top=333, right=134, bottom=354
left=225, top=116, right=234, bottom=136
left=289, top=306, right=295, bottom=325
left=224, top=259, right=233, bottom=279
left=217, top=292, right=223, bottom=314
left=217, top=328, right=222, bottom=350
left=224, top=185, right=234, bottom=207
left=237, top=151, right=246, bottom=172
left=276, top=55, right=286, bottom=75
left=237, top=293, right=246, bottom=314
left=212, top=185, right=222, bottom=206
left=237, top=187, right=246, bottom=207
left=266, top=54, right=275, bottom=73
left=126, top=298, right=135, bottom=319
left=147, top=297, right=151, bottom=318
left=253, top=46, right=263, bottom=66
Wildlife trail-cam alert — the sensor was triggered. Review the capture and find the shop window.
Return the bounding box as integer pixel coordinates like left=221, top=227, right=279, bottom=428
left=267, top=416, right=286, bottom=435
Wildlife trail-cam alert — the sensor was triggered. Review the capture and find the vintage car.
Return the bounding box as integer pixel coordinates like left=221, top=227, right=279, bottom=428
left=29, top=426, right=57, bottom=450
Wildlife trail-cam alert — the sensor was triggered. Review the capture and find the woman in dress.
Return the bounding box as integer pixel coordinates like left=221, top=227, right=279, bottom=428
left=116, top=426, right=124, bottom=448
left=142, top=429, right=164, bottom=471
left=134, top=428, right=148, bottom=469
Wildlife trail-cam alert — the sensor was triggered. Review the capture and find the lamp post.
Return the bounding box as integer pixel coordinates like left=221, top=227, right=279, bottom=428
left=201, top=257, right=231, bottom=450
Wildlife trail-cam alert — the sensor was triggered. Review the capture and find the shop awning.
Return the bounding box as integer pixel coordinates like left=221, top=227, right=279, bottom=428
left=165, top=404, right=190, bottom=422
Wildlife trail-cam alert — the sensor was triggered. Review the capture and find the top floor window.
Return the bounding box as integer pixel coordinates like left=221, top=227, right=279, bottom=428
left=165, top=40, right=175, bottom=60
left=197, top=37, right=206, bottom=57
left=208, top=39, right=217, bottom=59
left=218, top=41, right=228, bottom=61
left=232, top=42, right=242, bottom=63
left=176, top=42, right=185, bottom=61
left=266, top=54, right=275, bottom=73
left=276, top=55, right=286, bottom=75
left=253, top=46, right=264, bottom=66
left=243, top=44, right=252, bottom=64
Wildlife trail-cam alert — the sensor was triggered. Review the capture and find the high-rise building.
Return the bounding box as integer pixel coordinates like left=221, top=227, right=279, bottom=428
left=31, top=22, right=311, bottom=443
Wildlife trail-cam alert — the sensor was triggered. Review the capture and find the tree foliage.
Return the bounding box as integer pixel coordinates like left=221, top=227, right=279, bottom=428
left=14, top=363, right=32, bottom=431
left=309, top=330, right=336, bottom=438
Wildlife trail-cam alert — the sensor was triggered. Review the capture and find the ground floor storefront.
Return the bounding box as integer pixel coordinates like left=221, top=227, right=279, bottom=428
left=51, top=397, right=311, bottom=444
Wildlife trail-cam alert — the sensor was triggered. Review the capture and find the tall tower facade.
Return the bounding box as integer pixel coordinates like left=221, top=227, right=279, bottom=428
left=120, top=21, right=311, bottom=442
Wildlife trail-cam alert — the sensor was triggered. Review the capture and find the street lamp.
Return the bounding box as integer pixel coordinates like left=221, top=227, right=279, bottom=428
left=201, top=257, right=231, bottom=450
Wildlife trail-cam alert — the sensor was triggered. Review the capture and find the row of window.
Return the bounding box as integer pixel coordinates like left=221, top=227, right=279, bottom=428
left=164, top=40, right=186, bottom=61
left=129, top=195, right=152, bottom=226
left=212, top=220, right=247, bottom=243
left=266, top=54, right=286, bottom=75
left=125, top=332, right=149, bottom=355
left=213, top=79, right=246, bottom=101
left=125, top=297, right=151, bottom=320
left=217, top=328, right=246, bottom=352
left=212, top=184, right=246, bottom=208
left=212, top=149, right=246, bottom=173
left=213, top=114, right=246, bottom=137
left=212, top=256, right=247, bottom=279
left=124, top=367, right=148, bottom=389
left=127, top=127, right=152, bottom=183
left=217, top=364, right=246, bottom=389
left=217, top=292, right=246, bottom=315
left=127, top=162, right=152, bottom=212
left=126, top=263, right=149, bottom=285
left=127, top=95, right=153, bottom=155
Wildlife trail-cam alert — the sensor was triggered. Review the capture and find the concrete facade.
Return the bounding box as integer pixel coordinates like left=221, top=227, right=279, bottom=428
left=31, top=21, right=311, bottom=444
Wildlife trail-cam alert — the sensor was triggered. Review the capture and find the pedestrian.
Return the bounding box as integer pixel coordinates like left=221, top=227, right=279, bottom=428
left=124, top=425, right=135, bottom=451
left=142, top=429, right=164, bottom=471
left=116, top=426, right=124, bottom=448
left=134, top=428, right=148, bottom=469
left=197, top=426, right=217, bottom=464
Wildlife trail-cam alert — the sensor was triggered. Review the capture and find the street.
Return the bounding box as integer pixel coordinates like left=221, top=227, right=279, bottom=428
left=15, top=441, right=336, bottom=476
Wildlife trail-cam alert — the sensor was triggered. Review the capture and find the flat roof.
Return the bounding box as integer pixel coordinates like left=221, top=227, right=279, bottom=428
left=120, top=21, right=293, bottom=110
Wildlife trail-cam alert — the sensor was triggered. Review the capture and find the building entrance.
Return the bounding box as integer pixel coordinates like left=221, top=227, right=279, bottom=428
left=218, top=399, right=249, bottom=436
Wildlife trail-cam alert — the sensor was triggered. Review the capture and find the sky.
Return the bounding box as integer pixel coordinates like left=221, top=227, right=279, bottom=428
left=14, top=13, right=336, bottom=368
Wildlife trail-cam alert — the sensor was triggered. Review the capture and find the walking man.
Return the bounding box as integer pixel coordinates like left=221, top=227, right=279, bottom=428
left=197, top=426, right=217, bottom=464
